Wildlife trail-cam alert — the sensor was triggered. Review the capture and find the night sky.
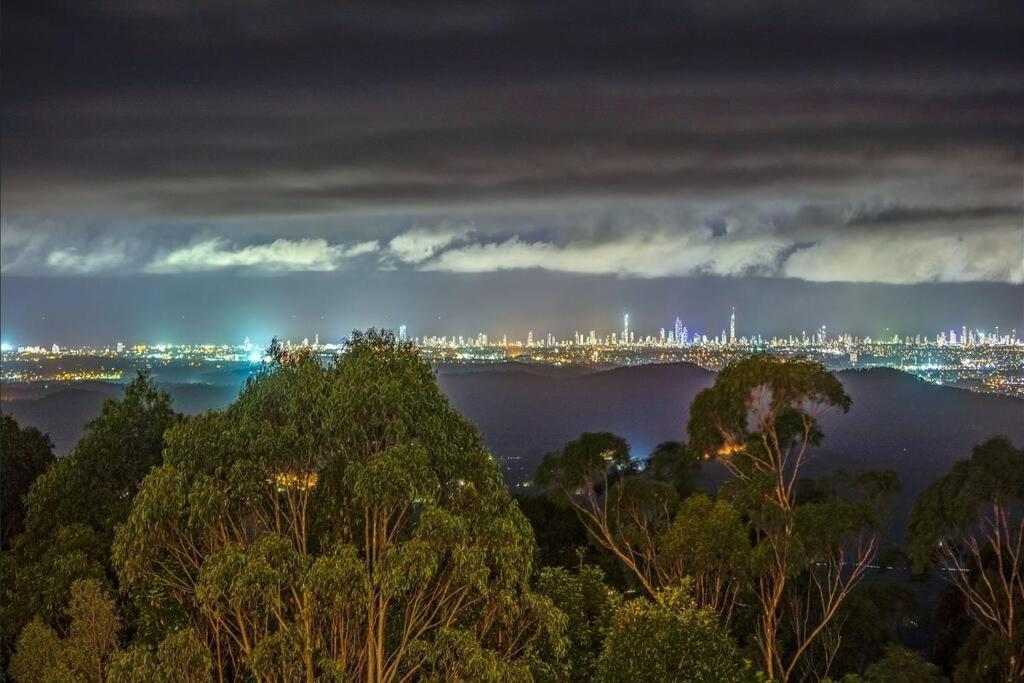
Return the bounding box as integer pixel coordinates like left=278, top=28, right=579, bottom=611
left=2, top=1, right=1022, bottom=345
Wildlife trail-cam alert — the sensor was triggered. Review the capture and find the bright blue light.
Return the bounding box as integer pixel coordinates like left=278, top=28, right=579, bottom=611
left=0, top=342, right=12, bottom=352
left=248, top=350, right=263, bottom=363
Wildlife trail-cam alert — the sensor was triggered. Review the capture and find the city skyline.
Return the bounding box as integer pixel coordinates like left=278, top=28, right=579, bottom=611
left=4, top=305, right=1020, bottom=351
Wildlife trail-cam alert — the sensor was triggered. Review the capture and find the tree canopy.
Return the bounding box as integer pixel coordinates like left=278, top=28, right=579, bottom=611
left=1, top=373, right=178, bottom=662
left=687, top=354, right=896, bottom=682
left=0, top=414, right=55, bottom=549
left=595, top=583, right=760, bottom=683
left=908, top=436, right=1024, bottom=682
left=113, top=330, right=564, bottom=682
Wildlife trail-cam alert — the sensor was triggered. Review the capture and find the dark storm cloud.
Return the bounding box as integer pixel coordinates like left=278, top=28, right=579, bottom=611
left=1, top=0, right=1022, bottom=286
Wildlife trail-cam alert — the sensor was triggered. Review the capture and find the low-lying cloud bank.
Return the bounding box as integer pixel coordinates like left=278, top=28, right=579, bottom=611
left=3, top=206, right=1021, bottom=284
left=145, top=238, right=379, bottom=274
left=417, top=227, right=1022, bottom=284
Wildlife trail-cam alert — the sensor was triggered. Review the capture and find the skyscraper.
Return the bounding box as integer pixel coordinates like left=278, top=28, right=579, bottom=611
left=674, top=318, right=683, bottom=347
left=398, top=325, right=407, bottom=342
left=623, top=313, right=630, bottom=346
left=729, top=307, right=736, bottom=345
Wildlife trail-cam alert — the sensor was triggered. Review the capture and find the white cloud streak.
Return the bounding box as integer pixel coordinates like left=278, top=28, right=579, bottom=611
left=144, top=238, right=378, bottom=273
left=420, top=232, right=789, bottom=278
left=387, top=226, right=470, bottom=264
left=417, top=221, right=1024, bottom=284
left=783, top=227, right=1024, bottom=284
left=46, top=246, right=128, bottom=274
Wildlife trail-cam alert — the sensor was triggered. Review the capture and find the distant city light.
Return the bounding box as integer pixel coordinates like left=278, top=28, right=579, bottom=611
left=1, top=308, right=1021, bottom=398
left=0, top=341, right=12, bottom=352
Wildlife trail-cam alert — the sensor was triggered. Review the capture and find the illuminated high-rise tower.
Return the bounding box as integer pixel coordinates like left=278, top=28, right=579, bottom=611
left=623, top=313, right=630, bottom=346
left=398, top=325, right=407, bottom=342
left=674, top=318, right=683, bottom=347
left=729, top=307, right=736, bottom=345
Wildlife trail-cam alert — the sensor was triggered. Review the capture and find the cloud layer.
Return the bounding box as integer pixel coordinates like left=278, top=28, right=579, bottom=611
left=4, top=205, right=1020, bottom=284
left=1, top=0, right=1021, bottom=289
left=145, top=238, right=378, bottom=274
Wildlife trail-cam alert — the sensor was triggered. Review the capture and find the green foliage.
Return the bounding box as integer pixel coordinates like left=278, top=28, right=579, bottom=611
left=907, top=435, right=1024, bottom=573
left=536, top=432, right=635, bottom=500
left=0, top=414, right=55, bottom=549
left=595, top=584, right=761, bottom=682
left=2, top=374, right=177, bottom=662
left=827, top=581, right=919, bottom=676
left=515, top=495, right=594, bottom=570
left=950, top=625, right=1021, bottom=683
left=113, top=329, right=564, bottom=681
left=907, top=436, right=1024, bottom=681
left=687, top=353, right=850, bottom=462
left=22, top=373, right=178, bottom=543
left=685, top=354, right=902, bottom=682
left=659, top=494, right=748, bottom=581
left=9, top=579, right=121, bottom=683
left=107, top=629, right=212, bottom=683
left=64, top=579, right=120, bottom=680
left=534, top=565, right=621, bottom=681
left=863, top=646, right=946, bottom=682
left=643, top=440, right=701, bottom=498
left=8, top=618, right=67, bottom=683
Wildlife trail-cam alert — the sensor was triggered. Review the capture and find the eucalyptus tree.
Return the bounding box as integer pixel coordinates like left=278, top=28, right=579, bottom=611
left=534, top=565, right=620, bottom=681
left=688, top=353, right=898, bottom=682
left=536, top=433, right=748, bottom=623
left=114, top=330, right=564, bottom=682
left=0, top=414, right=55, bottom=549
left=595, top=582, right=761, bottom=682
left=908, top=436, right=1023, bottom=682
left=9, top=579, right=121, bottom=683
left=1, top=374, right=178, bottom=661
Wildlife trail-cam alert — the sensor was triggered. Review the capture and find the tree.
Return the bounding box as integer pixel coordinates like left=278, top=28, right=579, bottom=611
left=534, top=565, right=620, bottom=681
left=908, top=436, right=1024, bottom=682
left=20, top=372, right=178, bottom=543
left=114, top=330, right=564, bottom=682
left=8, top=618, right=66, bottom=683
left=0, top=414, right=55, bottom=549
left=688, top=354, right=896, bottom=682
left=107, top=630, right=212, bottom=683
left=65, top=578, right=121, bottom=681
left=515, top=494, right=594, bottom=570
left=825, top=580, right=919, bottom=676
left=9, top=579, right=121, bottom=683
left=536, top=433, right=748, bottom=621
left=658, top=493, right=749, bottom=624
left=862, top=646, right=946, bottom=682
left=595, top=583, right=761, bottom=682
left=1, top=374, right=177, bottom=662
left=643, top=440, right=701, bottom=498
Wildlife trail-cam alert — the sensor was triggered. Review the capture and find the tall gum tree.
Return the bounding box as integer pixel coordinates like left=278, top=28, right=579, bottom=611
left=908, top=436, right=1024, bottom=682
left=536, top=433, right=748, bottom=625
left=688, top=354, right=898, bottom=682
left=114, top=330, right=564, bottom=682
